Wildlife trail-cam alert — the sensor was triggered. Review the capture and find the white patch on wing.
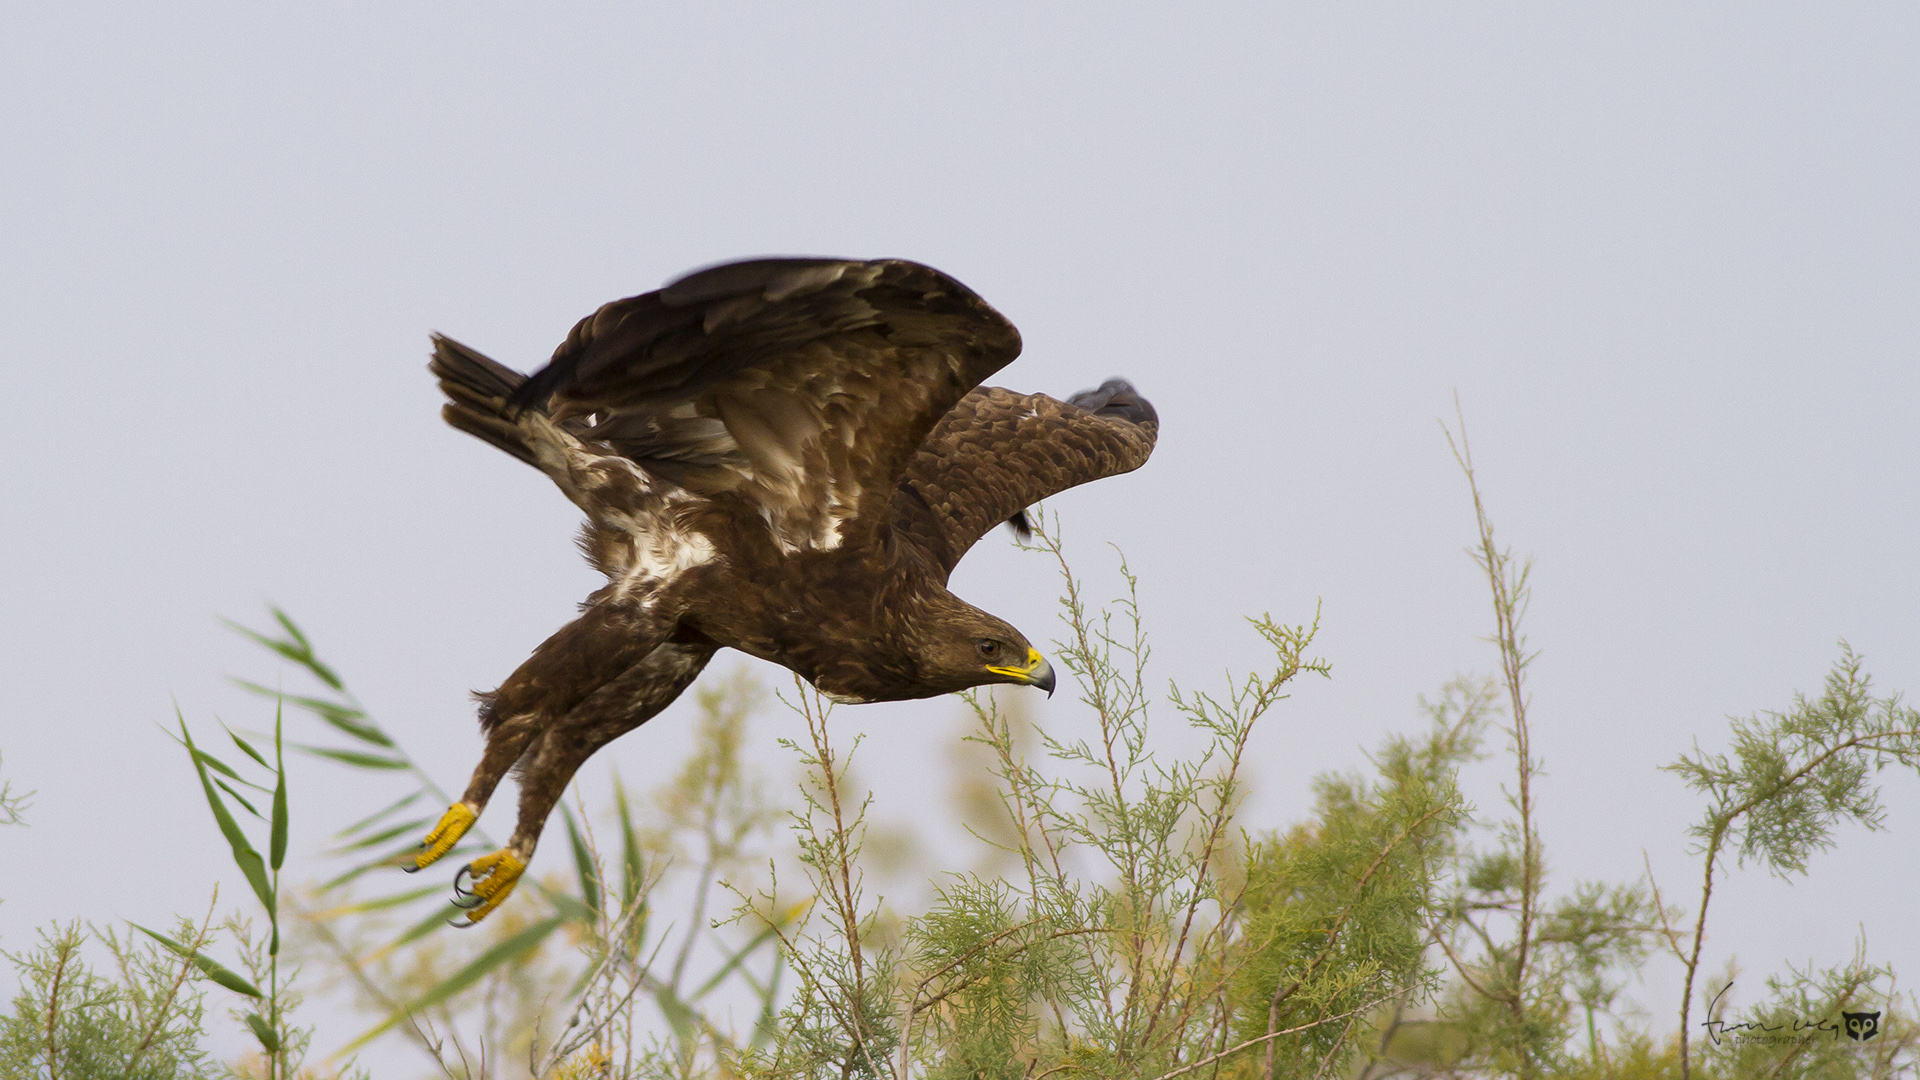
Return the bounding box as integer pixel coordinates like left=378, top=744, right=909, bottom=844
left=713, top=380, right=865, bottom=555
left=520, top=411, right=657, bottom=508
left=621, top=528, right=716, bottom=589
left=529, top=410, right=719, bottom=594
left=818, top=686, right=869, bottom=705
left=607, top=492, right=717, bottom=599
left=813, top=477, right=859, bottom=550
left=815, top=516, right=844, bottom=551
left=756, top=474, right=857, bottom=555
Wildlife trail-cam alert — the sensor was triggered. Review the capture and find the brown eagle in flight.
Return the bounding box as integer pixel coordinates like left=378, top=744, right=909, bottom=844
left=411, top=257, right=1157, bottom=922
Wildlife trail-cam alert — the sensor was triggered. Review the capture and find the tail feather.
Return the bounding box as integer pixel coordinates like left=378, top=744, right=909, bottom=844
left=431, top=334, right=539, bottom=467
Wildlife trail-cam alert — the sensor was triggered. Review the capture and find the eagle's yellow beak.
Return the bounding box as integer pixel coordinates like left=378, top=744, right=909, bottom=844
left=987, top=648, right=1056, bottom=697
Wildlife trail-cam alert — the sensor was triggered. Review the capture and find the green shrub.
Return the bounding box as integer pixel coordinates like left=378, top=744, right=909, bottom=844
left=6, top=421, right=1918, bottom=1079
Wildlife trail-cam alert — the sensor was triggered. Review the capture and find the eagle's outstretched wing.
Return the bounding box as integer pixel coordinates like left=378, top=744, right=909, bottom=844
left=508, top=258, right=1021, bottom=554
left=890, top=380, right=1158, bottom=576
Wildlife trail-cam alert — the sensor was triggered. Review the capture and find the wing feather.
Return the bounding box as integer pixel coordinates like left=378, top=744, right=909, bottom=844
left=511, top=258, right=1022, bottom=553
left=890, top=380, right=1158, bottom=575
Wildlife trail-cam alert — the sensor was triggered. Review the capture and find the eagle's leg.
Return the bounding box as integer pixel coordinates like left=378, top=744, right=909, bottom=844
left=407, top=708, right=549, bottom=872
left=408, top=701, right=554, bottom=871
left=412, top=599, right=675, bottom=874
left=452, top=641, right=715, bottom=925
left=412, top=803, right=478, bottom=869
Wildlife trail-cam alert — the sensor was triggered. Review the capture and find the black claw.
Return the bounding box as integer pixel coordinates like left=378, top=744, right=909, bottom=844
left=450, top=894, right=484, bottom=910
left=452, top=865, right=475, bottom=897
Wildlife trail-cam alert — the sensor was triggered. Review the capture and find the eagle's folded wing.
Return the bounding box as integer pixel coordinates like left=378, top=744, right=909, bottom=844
left=511, top=258, right=1022, bottom=554
left=890, top=380, right=1158, bottom=576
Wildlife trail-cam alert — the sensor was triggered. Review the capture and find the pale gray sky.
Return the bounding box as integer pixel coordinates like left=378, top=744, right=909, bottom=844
left=3, top=2, right=1917, bottom=1067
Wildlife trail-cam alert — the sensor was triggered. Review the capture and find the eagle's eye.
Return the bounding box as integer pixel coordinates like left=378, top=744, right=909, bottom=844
left=976, top=639, right=1001, bottom=660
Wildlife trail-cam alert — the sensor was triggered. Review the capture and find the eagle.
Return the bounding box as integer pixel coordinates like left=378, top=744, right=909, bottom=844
left=410, top=257, right=1158, bottom=922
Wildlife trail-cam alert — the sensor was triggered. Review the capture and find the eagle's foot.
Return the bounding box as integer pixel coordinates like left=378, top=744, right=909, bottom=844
left=408, top=803, right=478, bottom=872
left=449, top=849, right=526, bottom=925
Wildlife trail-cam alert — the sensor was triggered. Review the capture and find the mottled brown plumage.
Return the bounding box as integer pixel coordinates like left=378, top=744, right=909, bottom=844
left=414, top=257, right=1157, bottom=922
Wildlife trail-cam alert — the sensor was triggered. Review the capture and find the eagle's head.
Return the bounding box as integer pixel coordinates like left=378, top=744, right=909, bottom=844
left=806, top=589, right=1057, bottom=704
left=907, top=598, right=1057, bottom=699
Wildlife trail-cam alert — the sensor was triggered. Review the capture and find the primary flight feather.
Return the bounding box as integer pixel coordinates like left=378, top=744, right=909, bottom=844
left=415, top=257, right=1157, bottom=922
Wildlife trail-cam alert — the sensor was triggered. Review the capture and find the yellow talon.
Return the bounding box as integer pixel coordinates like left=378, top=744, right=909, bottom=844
left=457, top=849, right=527, bottom=924
left=412, top=803, right=478, bottom=871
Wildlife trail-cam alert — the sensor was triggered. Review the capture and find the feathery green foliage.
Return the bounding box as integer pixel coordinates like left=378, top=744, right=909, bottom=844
left=0, top=750, right=30, bottom=828
left=1666, top=647, right=1920, bottom=1078
left=256, top=644, right=784, bottom=1076
left=1355, top=417, right=1920, bottom=1079
left=11, top=425, right=1920, bottom=1078
left=168, top=697, right=323, bottom=1078
left=1234, top=699, right=1473, bottom=1078
left=0, top=920, right=215, bottom=1080
left=176, top=496, right=1920, bottom=1077
left=702, top=513, right=1461, bottom=1080
left=224, top=607, right=624, bottom=1068
left=1, top=684, right=358, bottom=1079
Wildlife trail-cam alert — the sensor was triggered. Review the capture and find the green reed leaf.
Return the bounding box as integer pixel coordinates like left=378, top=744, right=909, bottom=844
left=214, top=777, right=262, bottom=820
left=327, top=817, right=432, bottom=855
left=311, top=882, right=447, bottom=918
left=186, top=745, right=258, bottom=788
left=246, top=1011, right=280, bottom=1052
left=691, top=921, right=783, bottom=1002
left=385, top=898, right=472, bottom=951
left=225, top=724, right=270, bottom=769
left=335, top=789, right=425, bottom=839
left=271, top=606, right=310, bottom=651
left=341, top=914, right=567, bottom=1054
left=615, top=779, right=644, bottom=907
left=180, top=716, right=275, bottom=915
left=322, top=844, right=477, bottom=891
left=225, top=615, right=343, bottom=690
left=563, top=804, right=602, bottom=918
left=295, top=744, right=409, bottom=770
left=230, top=678, right=393, bottom=746
left=135, top=923, right=262, bottom=999
left=270, top=702, right=288, bottom=871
